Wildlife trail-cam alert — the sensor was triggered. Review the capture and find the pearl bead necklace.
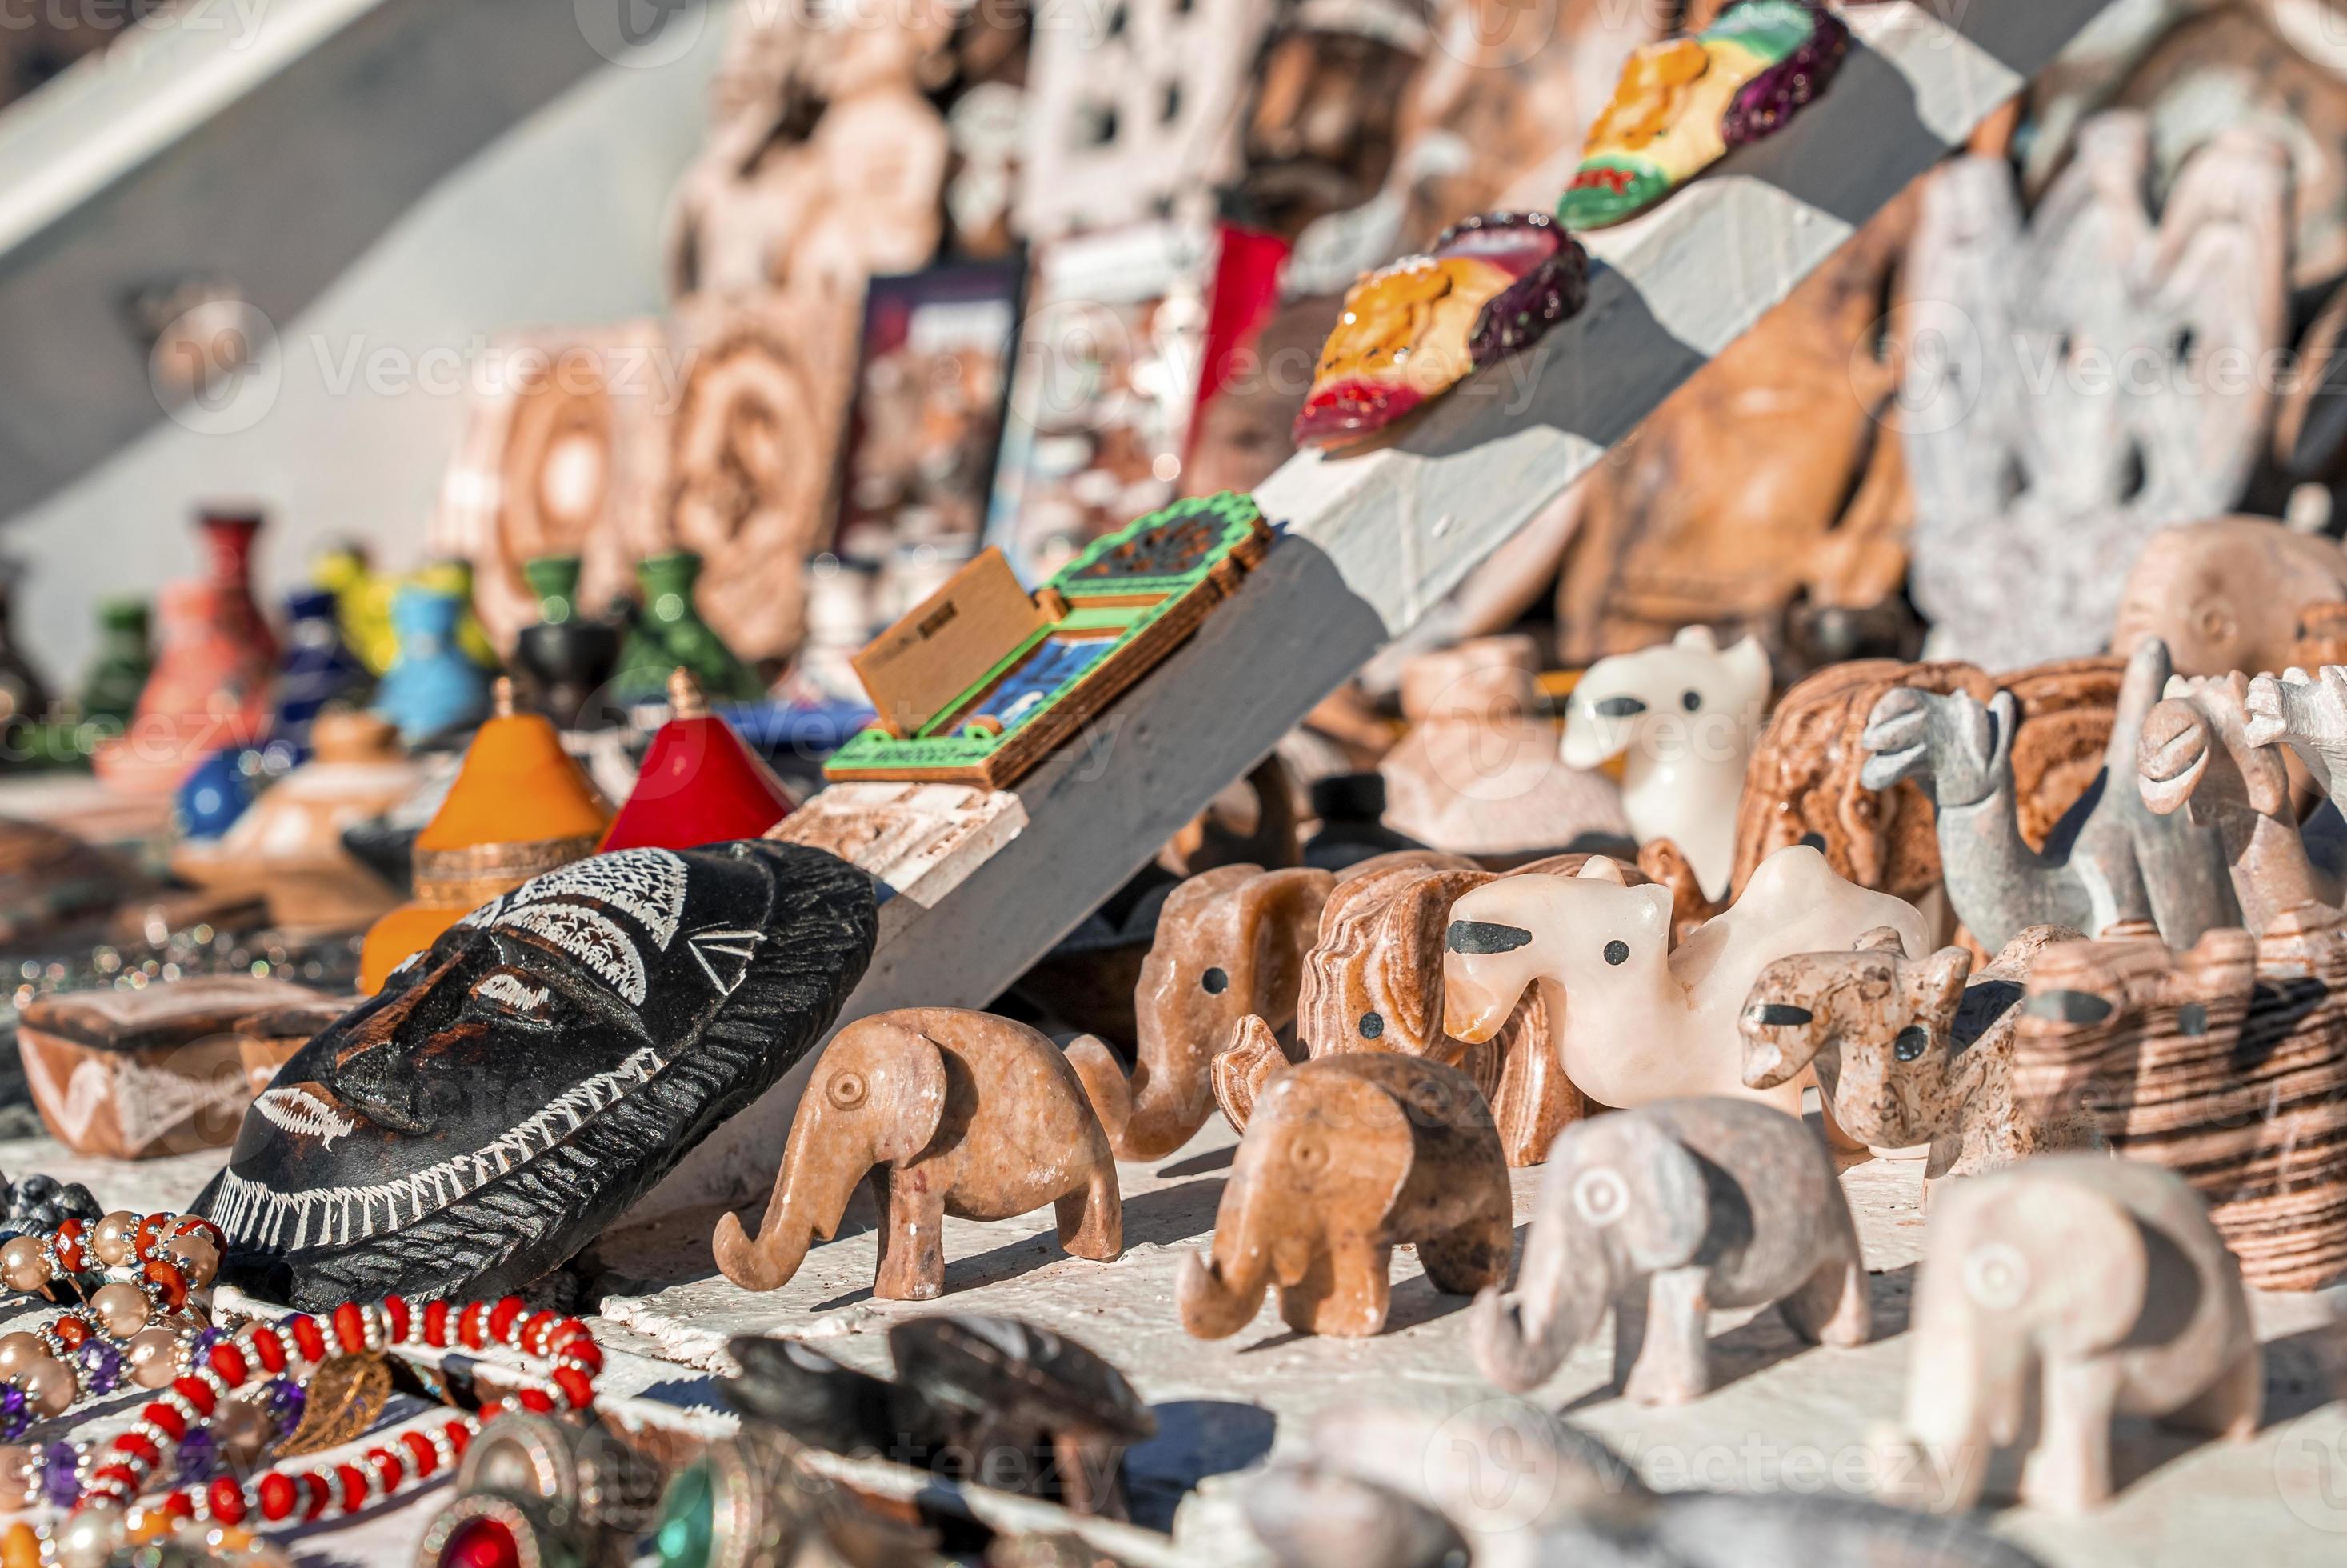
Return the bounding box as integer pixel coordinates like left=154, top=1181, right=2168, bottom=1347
left=0, top=1293, right=602, bottom=1566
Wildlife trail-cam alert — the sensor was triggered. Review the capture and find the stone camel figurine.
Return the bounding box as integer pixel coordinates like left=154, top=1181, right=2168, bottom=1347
left=1561, top=625, right=1771, bottom=900
left=714, top=1008, right=1121, bottom=1298
left=2140, top=670, right=2344, bottom=935
left=1471, top=1096, right=1870, bottom=1405
left=1066, top=864, right=1333, bottom=1160
left=1877, top=1155, right=2260, bottom=1515
left=1740, top=923, right=2099, bottom=1196
left=1210, top=850, right=1578, bottom=1166
left=1245, top=1397, right=2047, bottom=1568
left=1441, top=843, right=1930, bottom=1111
left=1178, top=1054, right=1511, bottom=1339
left=1860, top=635, right=2238, bottom=952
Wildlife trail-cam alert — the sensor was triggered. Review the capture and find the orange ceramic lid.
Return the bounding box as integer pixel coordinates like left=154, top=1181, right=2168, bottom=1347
left=600, top=670, right=791, bottom=853
left=358, top=902, right=466, bottom=994
left=414, top=682, right=610, bottom=853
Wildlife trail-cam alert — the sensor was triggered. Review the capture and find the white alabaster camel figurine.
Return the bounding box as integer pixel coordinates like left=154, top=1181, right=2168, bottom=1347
left=1561, top=626, right=1769, bottom=899
left=1441, top=845, right=1930, bottom=1111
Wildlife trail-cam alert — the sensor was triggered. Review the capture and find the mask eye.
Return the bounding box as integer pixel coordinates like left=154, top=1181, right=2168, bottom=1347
left=470, top=970, right=556, bottom=1026
left=1201, top=966, right=1229, bottom=994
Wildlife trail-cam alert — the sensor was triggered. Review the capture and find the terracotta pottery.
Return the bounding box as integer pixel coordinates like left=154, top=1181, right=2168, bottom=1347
left=357, top=680, right=613, bottom=993
left=195, top=507, right=278, bottom=667
left=174, top=711, right=422, bottom=931
left=600, top=670, right=792, bottom=854
left=94, top=579, right=271, bottom=798
left=16, top=975, right=323, bottom=1159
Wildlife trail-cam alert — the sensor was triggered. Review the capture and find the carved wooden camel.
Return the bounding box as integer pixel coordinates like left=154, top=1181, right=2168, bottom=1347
left=1860, top=636, right=2238, bottom=952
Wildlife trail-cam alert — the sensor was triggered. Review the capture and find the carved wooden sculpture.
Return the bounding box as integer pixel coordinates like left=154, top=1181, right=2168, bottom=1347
left=1211, top=850, right=1581, bottom=1167
left=1562, top=626, right=1771, bottom=898
left=1741, top=924, right=2097, bottom=1196
left=1441, top=845, right=1929, bottom=1112
left=2010, top=910, right=2347, bottom=1290
left=2112, top=518, right=2347, bottom=684
left=1178, top=1054, right=1511, bottom=1338
left=1553, top=186, right=1917, bottom=669
left=1901, top=114, right=2286, bottom=670
left=1067, top=864, right=1333, bottom=1161
left=2140, top=671, right=2342, bottom=935
left=715, top=1008, right=1122, bottom=1298
left=1378, top=635, right=1629, bottom=859
left=1861, top=638, right=2239, bottom=952
left=1881, top=1156, right=2259, bottom=1514
left=1730, top=654, right=2121, bottom=908
left=1249, top=1396, right=2045, bottom=1568
left=1472, top=1096, right=1869, bottom=1403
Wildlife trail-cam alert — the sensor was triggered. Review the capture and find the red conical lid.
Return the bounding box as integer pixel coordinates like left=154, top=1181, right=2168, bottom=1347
left=599, top=669, right=792, bottom=853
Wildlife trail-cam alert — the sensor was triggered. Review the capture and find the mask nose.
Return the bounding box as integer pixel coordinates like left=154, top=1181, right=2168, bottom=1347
left=1593, top=696, right=1646, bottom=719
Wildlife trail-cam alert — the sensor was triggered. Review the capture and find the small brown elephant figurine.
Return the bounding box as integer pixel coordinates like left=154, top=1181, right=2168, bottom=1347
left=1068, top=864, right=1333, bottom=1160
left=1740, top=924, right=2097, bottom=1195
left=714, top=1008, right=1122, bottom=1298
left=1472, top=1097, right=1869, bottom=1404
left=1210, top=851, right=1577, bottom=1166
left=1178, top=1054, right=1511, bottom=1340
left=1879, top=1155, right=2260, bottom=1515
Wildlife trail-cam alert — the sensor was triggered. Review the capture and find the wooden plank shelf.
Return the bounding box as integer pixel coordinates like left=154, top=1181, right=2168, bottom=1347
left=639, top=0, right=2126, bottom=1221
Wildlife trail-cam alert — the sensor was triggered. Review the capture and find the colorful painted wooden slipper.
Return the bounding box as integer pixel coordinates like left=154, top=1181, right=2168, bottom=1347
left=1293, top=211, right=1589, bottom=450
left=1561, top=0, right=1851, bottom=231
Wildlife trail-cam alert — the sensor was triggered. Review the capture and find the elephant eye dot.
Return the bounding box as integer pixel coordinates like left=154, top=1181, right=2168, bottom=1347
left=1603, top=940, right=1630, bottom=966
left=1681, top=689, right=1701, bottom=712
left=1201, top=966, right=1229, bottom=994
left=1359, top=1011, right=1384, bottom=1039
left=829, top=1074, right=867, bottom=1110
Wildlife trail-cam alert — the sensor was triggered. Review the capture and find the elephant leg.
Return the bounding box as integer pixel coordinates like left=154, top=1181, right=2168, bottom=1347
left=1609, top=1278, right=1649, bottom=1393
left=1623, top=1266, right=1713, bottom=1406
left=1054, top=1162, right=1123, bottom=1262
left=1780, top=1249, right=1871, bottom=1348
left=1283, top=1238, right=1393, bottom=1338
left=2022, top=1356, right=2123, bottom=1514
left=1415, top=1205, right=1513, bottom=1298
left=2165, top=1346, right=2263, bottom=1442
left=870, top=1166, right=948, bottom=1302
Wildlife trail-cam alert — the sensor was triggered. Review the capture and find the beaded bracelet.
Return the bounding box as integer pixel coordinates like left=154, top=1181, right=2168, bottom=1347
left=0, top=1210, right=222, bottom=1326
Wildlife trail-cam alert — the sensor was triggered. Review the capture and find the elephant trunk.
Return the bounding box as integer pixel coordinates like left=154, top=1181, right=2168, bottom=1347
left=1070, top=1020, right=1212, bottom=1162
left=1469, top=1200, right=1608, bottom=1393
left=713, top=1123, right=869, bottom=1293
left=1892, top=1310, right=2019, bottom=1513
left=1177, top=1168, right=1295, bottom=1339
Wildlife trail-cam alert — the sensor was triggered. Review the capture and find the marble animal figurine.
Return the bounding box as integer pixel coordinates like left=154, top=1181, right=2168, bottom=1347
left=2112, top=518, right=2347, bottom=682
left=1246, top=1397, right=2045, bottom=1568
left=1879, top=1156, right=2259, bottom=1514
left=1561, top=625, right=1771, bottom=898
left=1559, top=0, right=1851, bottom=230
left=715, top=1008, right=1122, bottom=1298
left=1861, top=637, right=2238, bottom=952
left=1900, top=117, right=2286, bottom=670
left=1293, top=211, right=1589, bottom=448
left=1211, top=850, right=1580, bottom=1167
left=1441, top=844, right=1929, bottom=1112
left=196, top=842, right=879, bottom=1308
left=1472, top=1096, right=1868, bottom=1402
left=2009, top=909, right=2347, bottom=1291
left=2140, top=671, right=2343, bottom=935
left=1068, top=864, right=1333, bottom=1161
left=1741, top=924, right=2097, bottom=1194
left=1179, top=1054, right=1511, bottom=1339
left=1729, top=653, right=2122, bottom=913
left=2245, top=663, right=2347, bottom=818
left=16, top=975, right=325, bottom=1161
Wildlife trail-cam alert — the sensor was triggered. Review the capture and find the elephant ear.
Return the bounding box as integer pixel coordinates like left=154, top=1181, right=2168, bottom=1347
left=1373, top=870, right=1489, bottom=1055
left=1973, top=1181, right=2148, bottom=1358
left=864, top=1027, right=951, bottom=1166
left=1577, top=1115, right=1707, bottom=1273
left=1234, top=867, right=1337, bottom=1022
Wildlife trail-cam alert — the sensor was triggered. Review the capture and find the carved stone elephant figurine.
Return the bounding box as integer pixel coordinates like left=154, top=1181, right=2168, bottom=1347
left=713, top=1008, right=1122, bottom=1298
left=1212, top=850, right=1577, bottom=1166
left=1179, top=1054, right=1511, bottom=1339
left=1880, top=1155, right=2260, bottom=1514
left=1068, top=864, right=1333, bottom=1160
left=1740, top=923, right=2097, bottom=1194
left=1472, top=1096, right=1869, bottom=1404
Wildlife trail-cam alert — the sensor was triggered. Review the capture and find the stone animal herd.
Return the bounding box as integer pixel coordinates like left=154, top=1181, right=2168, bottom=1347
left=710, top=522, right=2347, bottom=1522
